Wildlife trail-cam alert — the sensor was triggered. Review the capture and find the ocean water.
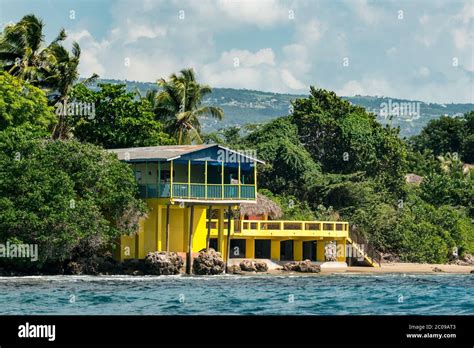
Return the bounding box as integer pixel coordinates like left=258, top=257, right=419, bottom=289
left=0, top=274, right=472, bottom=315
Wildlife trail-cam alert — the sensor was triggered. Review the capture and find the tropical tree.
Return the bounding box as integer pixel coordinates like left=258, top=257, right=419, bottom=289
left=47, top=42, right=98, bottom=139
left=0, top=71, right=56, bottom=131
left=410, top=115, right=466, bottom=158
left=0, top=14, right=61, bottom=85
left=155, top=68, right=224, bottom=144
left=0, top=14, right=98, bottom=139
left=70, top=83, right=174, bottom=148
left=0, top=127, right=147, bottom=268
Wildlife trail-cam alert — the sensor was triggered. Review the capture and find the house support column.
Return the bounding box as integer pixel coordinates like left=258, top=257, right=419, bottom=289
left=165, top=203, right=170, bottom=253
left=206, top=205, right=212, bottom=250
left=294, top=240, right=303, bottom=261
left=245, top=239, right=255, bottom=259
left=225, top=205, right=232, bottom=273
left=317, top=239, right=325, bottom=261
left=336, top=238, right=346, bottom=262
left=270, top=240, right=280, bottom=261
left=217, top=208, right=225, bottom=253
left=186, top=205, right=195, bottom=274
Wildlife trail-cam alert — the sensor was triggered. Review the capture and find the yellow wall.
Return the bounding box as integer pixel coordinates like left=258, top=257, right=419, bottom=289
left=270, top=240, right=280, bottom=260
left=294, top=240, right=303, bottom=261
left=168, top=208, right=185, bottom=252
left=316, top=240, right=325, bottom=262
left=118, top=201, right=348, bottom=263
left=189, top=206, right=208, bottom=252
left=143, top=201, right=157, bottom=255
left=245, top=238, right=255, bottom=259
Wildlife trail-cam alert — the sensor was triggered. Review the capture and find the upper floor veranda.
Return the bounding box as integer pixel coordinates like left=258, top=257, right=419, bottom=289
left=108, top=144, right=263, bottom=204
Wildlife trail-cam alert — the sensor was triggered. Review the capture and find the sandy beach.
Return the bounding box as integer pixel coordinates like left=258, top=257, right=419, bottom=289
left=262, top=263, right=474, bottom=275
left=342, top=263, right=474, bottom=274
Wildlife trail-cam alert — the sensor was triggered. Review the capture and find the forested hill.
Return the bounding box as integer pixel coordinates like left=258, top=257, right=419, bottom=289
left=89, top=79, right=473, bottom=138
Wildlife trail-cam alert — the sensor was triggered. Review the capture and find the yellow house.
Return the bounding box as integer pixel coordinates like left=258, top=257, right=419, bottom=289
left=108, top=145, right=378, bottom=273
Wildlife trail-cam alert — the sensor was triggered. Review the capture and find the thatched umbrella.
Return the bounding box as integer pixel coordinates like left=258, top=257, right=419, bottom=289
left=240, top=193, right=283, bottom=219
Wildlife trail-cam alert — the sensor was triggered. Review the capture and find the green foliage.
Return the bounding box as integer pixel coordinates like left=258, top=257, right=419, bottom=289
left=406, top=148, right=439, bottom=176
left=0, top=14, right=53, bottom=84
left=240, top=87, right=472, bottom=263
left=70, top=83, right=174, bottom=148
left=349, top=191, right=473, bottom=262
left=243, top=117, right=322, bottom=201
left=203, top=126, right=242, bottom=145
left=291, top=87, right=407, bottom=193
left=410, top=112, right=473, bottom=162
left=0, top=72, right=56, bottom=131
left=0, top=128, right=147, bottom=267
left=154, top=68, right=224, bottom=144
left=419, top=157, right=473, bottom=217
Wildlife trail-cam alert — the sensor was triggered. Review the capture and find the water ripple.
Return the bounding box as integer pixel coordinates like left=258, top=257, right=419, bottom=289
left=0, top=274, right=472, bottom=315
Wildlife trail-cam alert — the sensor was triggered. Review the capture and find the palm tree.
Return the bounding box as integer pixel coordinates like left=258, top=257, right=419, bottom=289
left=48, top=42, right=98, bottom=139
left=0, top=14, right=63, bottom=85
left=155, top=68, right=224, bottom=144
left=0, top=14, right=98, bottom=139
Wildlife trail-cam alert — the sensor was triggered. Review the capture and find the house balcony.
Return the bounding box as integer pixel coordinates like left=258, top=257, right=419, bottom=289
left=207, top=219, right=349, bottom=238
left=138, top=183, right=256, bottom=200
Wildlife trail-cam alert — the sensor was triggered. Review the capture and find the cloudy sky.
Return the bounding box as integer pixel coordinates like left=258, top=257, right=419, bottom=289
left=1, top=0, right=473, bottom=103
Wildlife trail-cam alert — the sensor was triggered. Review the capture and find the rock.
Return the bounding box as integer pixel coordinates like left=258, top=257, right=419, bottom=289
left=192, top=249, right=225, bottom=275
left=66, top=261, right=83, bottom=275
left=239, top=259, right=257, bottom=272
left=254, top=261, right=268, bottom=272
left=462, top=254, right=474, bottom=265
left=227, top=265, right=243, bottom=275
left=432, top=267, right=443, bottom=272
left=145, top=251, right=183, bottom=275
left=381, top=252, right=400, bottom=263
left=283, top=260, right=321, bottom=273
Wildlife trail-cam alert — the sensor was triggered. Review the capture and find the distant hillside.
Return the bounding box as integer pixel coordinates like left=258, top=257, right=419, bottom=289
left=87, top=79, right=474, bottom=138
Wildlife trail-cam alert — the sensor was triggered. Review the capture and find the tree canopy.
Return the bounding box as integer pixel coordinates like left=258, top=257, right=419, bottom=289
left=70, top=83, right=174, bottom=148
left=0, top=71, right=56, bottom=131
left=0, top=127, right=147, bottom=268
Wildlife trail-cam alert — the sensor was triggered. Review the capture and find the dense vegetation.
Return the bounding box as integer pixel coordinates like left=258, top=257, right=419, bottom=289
left=0, top=126, right=147, bottom=271
left=209, top=89, right=474, bottom=263
left=0, top=14, right=472, bottom=270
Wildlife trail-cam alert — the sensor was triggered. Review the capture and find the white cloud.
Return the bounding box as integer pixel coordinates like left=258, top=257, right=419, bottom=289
left=219, top=48, right=276, bottom=68
left=337, top=78, right=395, bottom=97
left=216, top=0, right=288, bottom=27
left=350, top=0, right=385, bottom=25
left=296, top=19, right=326, bottom=44
left=67, top=30, right=107, bottom=77
left=280, top=69, right=305, bottom=90
left=455, top=2, right=474, bottom=24
left=417, top=66, right=431, bottom=78
left=125, top=23, right=167, bottom=43
left=452, top=28, right=473, bottom=50
left=419, top=14, right=429, bottom=25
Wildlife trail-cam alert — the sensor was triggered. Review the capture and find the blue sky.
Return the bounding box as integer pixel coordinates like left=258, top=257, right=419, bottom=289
left=1, top=0, right=473, bottom=103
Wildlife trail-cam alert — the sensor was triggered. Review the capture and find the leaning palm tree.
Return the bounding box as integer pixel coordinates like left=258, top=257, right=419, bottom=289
left=154, top=68, right=224, bottom=144
left=0, top=14, right=64, bottom=85
left=48, top=42, right=98, bottom=139
left=0, top=14, right=98, bottom=139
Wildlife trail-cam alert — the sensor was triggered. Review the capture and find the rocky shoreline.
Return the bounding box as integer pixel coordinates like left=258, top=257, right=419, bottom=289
left=1, top=249, right=473, bottom=276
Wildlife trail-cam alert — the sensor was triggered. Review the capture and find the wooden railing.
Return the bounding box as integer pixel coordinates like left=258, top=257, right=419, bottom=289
left=138, top=183, right=256, bottom=200
left=206, top=219, right=349, bottom=238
